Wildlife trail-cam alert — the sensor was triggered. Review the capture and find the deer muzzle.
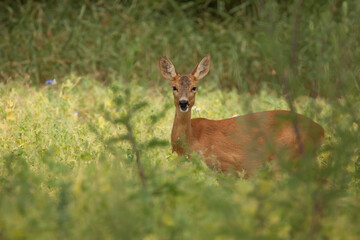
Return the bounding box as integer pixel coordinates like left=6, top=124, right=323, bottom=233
left=179, top=100, right=189, bottom=112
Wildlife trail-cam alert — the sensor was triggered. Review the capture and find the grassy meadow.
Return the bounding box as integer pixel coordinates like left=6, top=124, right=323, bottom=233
left=1, top=1, right=360, bottom=239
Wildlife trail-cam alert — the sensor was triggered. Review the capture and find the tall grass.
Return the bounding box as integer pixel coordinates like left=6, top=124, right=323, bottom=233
left=1, top=75, right=359, bottom=239
left=1, top=0, right=359, bottom=239
left=2, top=1, right=359, bottom=97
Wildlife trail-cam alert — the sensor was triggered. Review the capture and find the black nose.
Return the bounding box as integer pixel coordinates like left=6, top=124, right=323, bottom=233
left=179, top=100, right=189, bottom=109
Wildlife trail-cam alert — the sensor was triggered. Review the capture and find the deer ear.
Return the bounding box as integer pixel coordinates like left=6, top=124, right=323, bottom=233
left=192, top=54, right=210, bottom=80
left=159, top=56, right=177, bottom=80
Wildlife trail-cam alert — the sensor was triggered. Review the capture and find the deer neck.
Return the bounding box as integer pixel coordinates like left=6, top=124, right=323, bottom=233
left=171, top=109, right=192, bottom=155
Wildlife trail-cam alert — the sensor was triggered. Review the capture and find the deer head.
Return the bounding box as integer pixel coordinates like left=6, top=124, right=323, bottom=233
left=159, top=54, right=211, bottom=113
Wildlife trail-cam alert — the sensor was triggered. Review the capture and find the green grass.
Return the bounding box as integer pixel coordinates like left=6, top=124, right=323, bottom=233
left=1, top=75, right=359, bottom=239
left=2, top=1, right=359, bottom=98
left=1, top=1, right=360, bottom=239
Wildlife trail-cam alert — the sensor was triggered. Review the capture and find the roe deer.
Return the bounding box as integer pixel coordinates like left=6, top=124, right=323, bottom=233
left=159, top=54, right=324, bottom=177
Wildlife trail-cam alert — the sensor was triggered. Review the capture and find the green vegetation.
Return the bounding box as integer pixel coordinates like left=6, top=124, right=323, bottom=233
left=1, top=1, right=359, bottom=239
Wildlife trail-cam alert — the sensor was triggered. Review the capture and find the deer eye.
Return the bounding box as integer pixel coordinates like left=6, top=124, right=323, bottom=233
left=172, top=86, right=178, bottom=91
left=191, top=87, right=197, bottom=92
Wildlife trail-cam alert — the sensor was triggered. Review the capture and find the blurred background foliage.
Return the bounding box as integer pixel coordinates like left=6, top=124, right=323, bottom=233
left=0, top=0, right=360, bottom=239
left=1, top=0, right=359, bottom=97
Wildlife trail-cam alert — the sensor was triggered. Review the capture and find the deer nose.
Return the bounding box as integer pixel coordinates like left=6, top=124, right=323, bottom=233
left=179, top=100, right=189, bottom=112
left=179, top=100, right=189, bottom=107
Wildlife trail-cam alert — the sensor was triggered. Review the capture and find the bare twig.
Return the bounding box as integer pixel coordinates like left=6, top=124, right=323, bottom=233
left=124, top=117, right=147, bottom=187
left=281, top=76, right=304, bottom=155
left=290, top=0, right=303, bottom=75
left=281, top=0, right=304, bottom=155
left=287, top=1, right=326, bottom=237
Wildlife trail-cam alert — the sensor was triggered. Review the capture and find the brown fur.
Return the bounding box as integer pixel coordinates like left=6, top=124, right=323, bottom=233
left=160, top=54, right=324, bottom=177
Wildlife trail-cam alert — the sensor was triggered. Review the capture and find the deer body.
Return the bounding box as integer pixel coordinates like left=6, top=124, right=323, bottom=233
left=160, top=54, right=324, bottom=177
